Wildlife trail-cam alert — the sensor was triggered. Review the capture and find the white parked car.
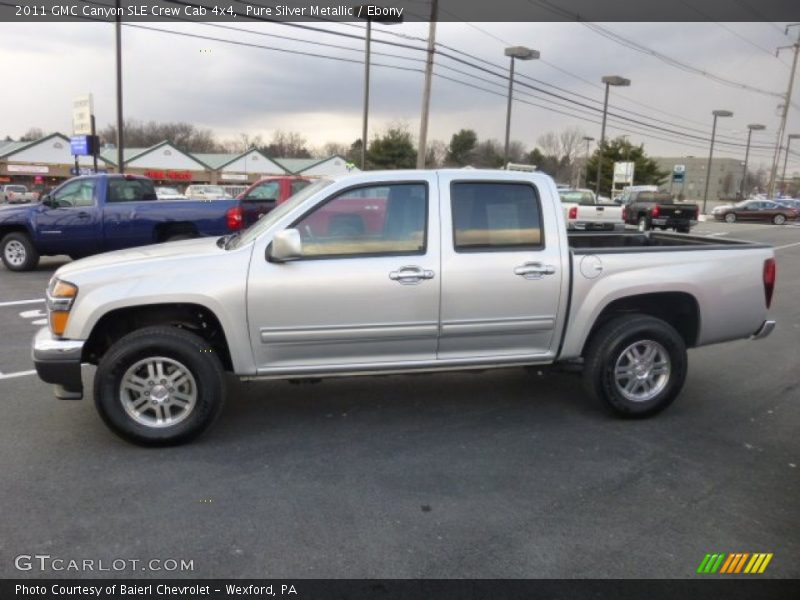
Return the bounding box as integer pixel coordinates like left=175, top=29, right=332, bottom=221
left=183, top=185, right=232, bottom=200
left=155, top=186, right=187, bottom=200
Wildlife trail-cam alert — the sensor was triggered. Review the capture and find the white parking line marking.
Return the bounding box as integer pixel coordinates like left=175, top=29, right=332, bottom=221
left=0, top=298, right=45, bottom=307
left=775, top=241, right=800, bottom=250
left=19, top=309, right=45, bottom=319
left=0, top=370, right=37, bottom=380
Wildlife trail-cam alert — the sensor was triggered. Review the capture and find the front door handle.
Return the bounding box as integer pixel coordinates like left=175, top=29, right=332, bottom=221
left=514, top=262, right=556, bottom=280
left=389, top=265, right=435, bottom=285
left=76, top=212, right=90, bottom=219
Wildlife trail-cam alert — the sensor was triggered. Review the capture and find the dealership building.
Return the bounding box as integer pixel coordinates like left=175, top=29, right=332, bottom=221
left=0, top=133, right=357, bottom=190
left=653, top=156, right=747, bottom=202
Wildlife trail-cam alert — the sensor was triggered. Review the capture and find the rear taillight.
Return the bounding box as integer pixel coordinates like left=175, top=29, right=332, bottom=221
left=763, top=258, right=776, bottom=309
left=652, top=205, right=660, bottom=218
left=226, top=206, right=243, bottom=230
left=568, top=206, right=578, bottom=220
left=622, top=206, right=627, bottom=221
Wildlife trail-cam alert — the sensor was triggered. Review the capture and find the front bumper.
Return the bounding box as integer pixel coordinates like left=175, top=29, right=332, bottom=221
left=751, top=320, right=776, bottom=340
left=32, top=327, right=85, bottom=399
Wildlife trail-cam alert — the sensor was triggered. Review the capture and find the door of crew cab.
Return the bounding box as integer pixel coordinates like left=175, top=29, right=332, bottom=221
left=438, top=175, right=564, bottom=360
left=34, top=178, right=100, bottom=257
left=247, top=176, right=440, bottom=372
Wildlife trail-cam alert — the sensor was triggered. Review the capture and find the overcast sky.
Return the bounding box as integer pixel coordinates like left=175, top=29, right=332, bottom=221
left=1, top=20, right=798, bottom=172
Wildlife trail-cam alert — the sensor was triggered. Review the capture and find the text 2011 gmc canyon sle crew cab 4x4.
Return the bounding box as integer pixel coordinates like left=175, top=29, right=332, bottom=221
left=32, top=170, right=777, bottom=446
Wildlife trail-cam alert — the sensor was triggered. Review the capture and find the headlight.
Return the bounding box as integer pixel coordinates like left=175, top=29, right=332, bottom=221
left=46, top=279, right=78, bottom=336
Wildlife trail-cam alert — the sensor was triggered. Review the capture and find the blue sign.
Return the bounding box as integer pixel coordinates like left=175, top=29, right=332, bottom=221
left=70, top=135, right=91, bottom=156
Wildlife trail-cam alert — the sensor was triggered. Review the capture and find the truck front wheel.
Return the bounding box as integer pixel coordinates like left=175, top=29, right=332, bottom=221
left=94, top=326, right=226, bottom=446
left=1, top=232, right=40, bottom=271
left=582, top=315, right=687, bottom=417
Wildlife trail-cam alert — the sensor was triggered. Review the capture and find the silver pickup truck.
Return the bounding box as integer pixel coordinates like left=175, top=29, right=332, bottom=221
left=32, top=170, right=777, bottom=446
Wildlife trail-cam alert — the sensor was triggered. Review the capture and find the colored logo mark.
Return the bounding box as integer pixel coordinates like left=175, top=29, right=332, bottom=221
left=697, top=553, right=773, bottom=574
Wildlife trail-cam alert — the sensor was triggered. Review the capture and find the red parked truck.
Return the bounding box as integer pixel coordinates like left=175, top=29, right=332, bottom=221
left=237, top=176, right=311, bottom=218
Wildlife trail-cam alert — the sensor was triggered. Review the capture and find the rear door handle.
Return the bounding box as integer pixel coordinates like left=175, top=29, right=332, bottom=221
left=514, top=262, right=556, bottom=280
left=389, top=265, right=435, bottom=285
left=77, top=212, right=90, bottom=219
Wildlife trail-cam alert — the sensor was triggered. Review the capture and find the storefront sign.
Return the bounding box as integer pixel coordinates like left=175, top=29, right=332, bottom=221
left=144, top=170, right=193, bottom=181
left=72, top=94, right=94, bottom=135
left=221, top=172, right=248, bottom=181
left=7, top=164, right=50, bottom=174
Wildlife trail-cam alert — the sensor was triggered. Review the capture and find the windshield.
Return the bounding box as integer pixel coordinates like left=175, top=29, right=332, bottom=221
left=230, top=178, right=334, bottom=249
left=559, top=191, right=595, bottom=205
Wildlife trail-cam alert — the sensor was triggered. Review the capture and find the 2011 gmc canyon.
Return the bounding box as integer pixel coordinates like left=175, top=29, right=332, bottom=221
left=32, top=170, right=776, bottom=446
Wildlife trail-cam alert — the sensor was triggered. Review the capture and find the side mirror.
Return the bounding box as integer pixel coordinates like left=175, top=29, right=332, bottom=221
left=268, top=228, right=303, bottom=262
left=40, top=194, right=52, bottom=207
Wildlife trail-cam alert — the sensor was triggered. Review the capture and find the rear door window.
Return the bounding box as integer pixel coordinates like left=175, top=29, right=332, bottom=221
left=451, top=182, right=543, bottom=251
left=108, top=178, right=157, bottom=202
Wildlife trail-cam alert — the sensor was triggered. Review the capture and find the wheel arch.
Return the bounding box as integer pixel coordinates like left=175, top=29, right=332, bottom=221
left=82, top=303, right=234, bottom=371
left=580, top=291, right=700, bottom=357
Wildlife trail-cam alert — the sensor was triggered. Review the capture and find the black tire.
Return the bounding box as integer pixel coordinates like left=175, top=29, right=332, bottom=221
left=637, top=217, right=649, bottom=232
left=94, top=326, right=226, bottom=446
left=1, top=231, right=40, bottom=271
left=582, top=314, right=687, bottom=418
left=772, top=214, right=786, bottom=225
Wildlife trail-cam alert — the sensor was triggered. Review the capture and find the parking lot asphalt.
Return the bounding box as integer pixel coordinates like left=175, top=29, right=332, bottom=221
left=0, top=222, right=798, bottom=579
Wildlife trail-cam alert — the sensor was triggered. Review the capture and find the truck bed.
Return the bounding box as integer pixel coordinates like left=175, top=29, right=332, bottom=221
left=568, top=231, right=770, bottom=253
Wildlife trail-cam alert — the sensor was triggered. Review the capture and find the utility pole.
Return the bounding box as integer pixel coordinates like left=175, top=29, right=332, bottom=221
left=115, top=0, right=124, bottom=174
left=416, top=0, right=437, bottom=169
left=767, top=24, right=800, bottom=197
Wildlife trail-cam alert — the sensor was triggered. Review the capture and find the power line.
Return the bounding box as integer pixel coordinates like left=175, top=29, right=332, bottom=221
left=525, top=0, right=785, bottom=99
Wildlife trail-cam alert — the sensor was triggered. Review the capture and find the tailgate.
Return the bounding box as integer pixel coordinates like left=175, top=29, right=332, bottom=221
left=657, top=204, right=698, bottom=219
left=577, top=204, right=623, bottom=223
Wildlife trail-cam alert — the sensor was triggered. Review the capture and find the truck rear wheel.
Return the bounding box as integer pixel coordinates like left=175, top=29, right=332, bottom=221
left=94, top=326, right=226, bottom=446
left=582, top=315, right=687, bottom=417
left=1, top=232, right=40, bottom=271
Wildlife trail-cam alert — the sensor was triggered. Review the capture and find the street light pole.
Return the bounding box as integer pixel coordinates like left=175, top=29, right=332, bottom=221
left=741, top=124, right=765, bottom=197
left=581, top=136, right=594, bottom=188
left=703, top=109, right=734, bottom=215
left=503, top=46, right=539, bottom=165
left=780, top=134, right=800, bottom=193
left=115, top=0, right=124, bottom=174
left=595, top=75, right=630, bottom=196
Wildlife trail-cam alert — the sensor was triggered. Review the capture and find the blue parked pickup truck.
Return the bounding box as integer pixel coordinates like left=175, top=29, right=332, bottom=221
left=0, top=174, right=266, bottom=271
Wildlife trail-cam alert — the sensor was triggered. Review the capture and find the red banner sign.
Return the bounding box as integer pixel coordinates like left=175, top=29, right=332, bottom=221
left=144, top=170, right=193, bottom=181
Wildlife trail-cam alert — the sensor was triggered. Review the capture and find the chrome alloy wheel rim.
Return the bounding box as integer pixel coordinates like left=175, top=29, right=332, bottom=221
left=120, top=357, right=197, bottom=428
left=4, top=240, right=26, bottom=266
left=613, top=340, right=671, bottom=403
